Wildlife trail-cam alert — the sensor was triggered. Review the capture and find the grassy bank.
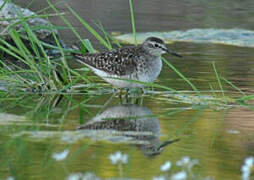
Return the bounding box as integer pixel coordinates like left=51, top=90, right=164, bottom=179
left=0, top=0, right=252, bottom=109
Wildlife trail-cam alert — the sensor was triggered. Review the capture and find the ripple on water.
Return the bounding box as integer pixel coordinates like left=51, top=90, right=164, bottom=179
left=114, top=28, right=254, bottom=47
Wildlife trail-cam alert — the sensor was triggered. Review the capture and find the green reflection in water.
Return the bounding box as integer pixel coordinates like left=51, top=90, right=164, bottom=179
left=0, top=88, right=253, bottom=179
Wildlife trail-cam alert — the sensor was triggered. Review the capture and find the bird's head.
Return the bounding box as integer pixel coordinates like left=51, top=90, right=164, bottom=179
left=142, top=37, right=182, bottom=57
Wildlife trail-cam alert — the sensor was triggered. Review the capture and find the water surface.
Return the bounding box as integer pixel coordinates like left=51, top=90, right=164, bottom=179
left=1, top=0, right=254, bottom=179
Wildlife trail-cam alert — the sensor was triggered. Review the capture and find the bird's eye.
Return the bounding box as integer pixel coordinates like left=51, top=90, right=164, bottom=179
left=148, top=43, right=154, bottom=48
left=154, top=44, right=159, bottom=47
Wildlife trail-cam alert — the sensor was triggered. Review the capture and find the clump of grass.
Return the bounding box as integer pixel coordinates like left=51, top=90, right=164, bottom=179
left=0, top=27, right=80, bottom=93
left=0, top=0, right=251, bottom=111
left=129, top=0, right=137, bottom=46
left=0, top=1, right=99, bottom=93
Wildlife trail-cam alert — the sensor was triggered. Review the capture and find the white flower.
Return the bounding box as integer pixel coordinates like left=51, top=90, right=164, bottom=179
left=160, top=161, right=171, bottom=172
left=245, top=157, right=254, bottom=166
left=176, top=156, right=190, bottom=166
left=52, top=149, right=69, bottom=161
left=176, top=156, right=198, bottom=169
left=66, top=172, right=100, bottom=180
left=152, top=175, right=166, bottom=180
left=227, top=129, right=240, bottom=134
left=171, top=171, right=187, bottom=180
left=121, top=153, right=128, bottom=164
left=66, top=173, right=83, bottom=180
left=109, top=151, right=128, bottom=165
left=6, top=177, right=15, bottom=180
left=82, top=172, right=101, bottom=180
left=241, top=157, right=254, bottom=180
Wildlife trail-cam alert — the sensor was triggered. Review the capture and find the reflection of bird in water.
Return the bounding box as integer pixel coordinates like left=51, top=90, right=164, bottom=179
left=78, top=104, right=179, bottom=157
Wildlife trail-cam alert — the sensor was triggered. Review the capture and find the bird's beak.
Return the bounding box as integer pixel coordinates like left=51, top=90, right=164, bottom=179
left=163, top=48, right=182, bottom=58
left=157, top=138, right=180, bottom=150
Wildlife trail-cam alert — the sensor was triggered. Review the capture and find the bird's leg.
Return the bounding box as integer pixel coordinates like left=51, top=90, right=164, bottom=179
left=131, top=88, right=144, bottom=105
left=141, top=88, right=145, bottom=94
left=134, top=96, right=139, bottom=105
left=140, top=94, right=144, bottom=105
left=119, top=89, right=123, bottom=104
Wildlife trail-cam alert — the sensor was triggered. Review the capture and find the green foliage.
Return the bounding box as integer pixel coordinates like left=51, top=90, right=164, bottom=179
left=0, top=0, right=250, bottom=109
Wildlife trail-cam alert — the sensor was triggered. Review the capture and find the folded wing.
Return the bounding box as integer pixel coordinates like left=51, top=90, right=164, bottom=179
left=72, top=47, right=139, bottom=76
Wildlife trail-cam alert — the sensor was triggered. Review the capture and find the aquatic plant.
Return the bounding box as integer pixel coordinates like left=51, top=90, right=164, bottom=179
left=64, top=154, right=212, bottom=180
left=153, top=156, right=207, bottom=180
left=160, top=161, right=172, bottom=172
left=241, top=157, right=254, bottom=180
left=176, top=156, right=199, bottom=170
left=52, top=149, right=69, bottom=161
left=109, top=151, right=129, bottom=178
left=171, top=171, right=187, bottom=180
left=66, top=172, right=101, bottom=180
left=109, top=151, right=129, bottom=165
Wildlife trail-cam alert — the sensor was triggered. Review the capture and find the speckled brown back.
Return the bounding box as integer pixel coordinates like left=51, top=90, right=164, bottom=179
left=72, top=45, right=147, bottom=76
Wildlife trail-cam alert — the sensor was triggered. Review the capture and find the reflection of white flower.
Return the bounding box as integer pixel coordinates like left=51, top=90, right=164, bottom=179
left=109, top=151, right=128, bottom=165
left=242, top=157, right=254, bottom=180
left=160, top=161, right=171, bottom=172
left=176, top=156, right=190, bottom=166
left=66, top=172, right=83, bottom=180
left=6, top=177, right=15, bottom=180
left=171, top=171, right=187, bottom=180
left=153, top=175, right=166, bottom=180
left=52, top=149, right=69, bottom=161
left=66, top=172, right=100, bottom=180
left=176, top=156, right=198, bottom=169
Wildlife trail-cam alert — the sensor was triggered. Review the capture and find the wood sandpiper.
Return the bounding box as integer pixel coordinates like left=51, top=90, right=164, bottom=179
left=72, top=37, right=182, bottom=89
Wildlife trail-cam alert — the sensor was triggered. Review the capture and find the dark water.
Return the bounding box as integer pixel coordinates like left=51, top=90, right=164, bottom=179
left=1, top=0, right=254, bottom=179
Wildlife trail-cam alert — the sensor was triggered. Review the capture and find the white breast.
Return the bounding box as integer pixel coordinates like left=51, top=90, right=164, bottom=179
left=87, top=57, right=163, bottom=88
left=139, top=57, right=163, bottom=84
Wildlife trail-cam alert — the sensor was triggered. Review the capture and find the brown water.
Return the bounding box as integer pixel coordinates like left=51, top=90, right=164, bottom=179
left=1, top=0, right=254, bottom=179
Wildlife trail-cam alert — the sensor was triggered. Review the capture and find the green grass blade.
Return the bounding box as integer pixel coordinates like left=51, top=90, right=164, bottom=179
left=37, top=1, right=66, bottom=14
left=95, top=21, right=122, bottom=48
left=26, top=0, right=36, bottom=8
left=0, top=42, right=25, bottom=63
left=209, top=83, right=217, bottom=98
left=210, top=110, right=227, bottom=148
left=9, top=29, right=31, bottom=57
left=162, top=57, right=199, bottom=93
left=0, top=0, right=10, bottom=11
left=81, top=39, right=96, bottom=53
left=237, top=95, right=254, bottom=102
left=175, top=107, right=206, bottom=136
left=129, top=0, right=137, bottom=46
left=0, top=59, right=31, bottom=84
left=212, top=62, right=224, bottom=97
left=221, top=77, right=246, bottom=96
left=47, top=0, right=91, bottom=53
left=66, top=5, right=111, bottom=50
left=94, top=21, right=112, bottom=49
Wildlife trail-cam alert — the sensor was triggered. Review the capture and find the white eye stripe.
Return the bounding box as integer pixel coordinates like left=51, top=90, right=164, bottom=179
left=157, top=45, right=162, bottom=49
